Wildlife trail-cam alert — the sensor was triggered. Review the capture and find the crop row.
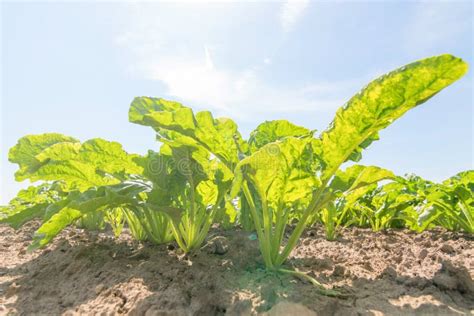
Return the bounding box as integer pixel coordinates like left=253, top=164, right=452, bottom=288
left=1, top=54, right=472, bottom=295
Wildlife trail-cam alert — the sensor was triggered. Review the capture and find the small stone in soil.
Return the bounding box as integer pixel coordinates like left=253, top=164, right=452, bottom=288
left=418, top=249, right=428, bottom=260
left=332, top=265, right=345, bottom=277
left=5, top=283, right=20, bottom=298
left=393, top=254, right=403, bottom=263
left=381, top=267, right=397, bottom=279
left=207, top=236, right=229, bottom=255
left=316, top=258, right=333, bottom=270
left=363, top=261, right=373, bottom=271
left=440, top=244, right=455, bottom=254
left=95, top=283, right=106, bottom=295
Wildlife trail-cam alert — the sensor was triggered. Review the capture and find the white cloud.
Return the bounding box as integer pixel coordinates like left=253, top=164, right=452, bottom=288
left=280, top=0, right=310, bottom=33
left=127, top=46, right=358, bottom=120
left=116, top=2, right=363, bottom=121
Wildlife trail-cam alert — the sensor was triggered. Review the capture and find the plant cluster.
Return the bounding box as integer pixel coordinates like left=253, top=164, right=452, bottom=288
left=1, top=54, right=471, bottom=294
left=316, top=170, right=473, bottom=240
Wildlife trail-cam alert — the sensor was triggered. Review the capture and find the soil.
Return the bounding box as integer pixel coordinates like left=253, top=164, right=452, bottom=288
left=0, top=222, right=473, bottom=315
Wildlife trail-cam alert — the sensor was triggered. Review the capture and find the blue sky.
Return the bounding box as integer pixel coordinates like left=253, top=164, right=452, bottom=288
left=1, top=1, right=473, bottom=203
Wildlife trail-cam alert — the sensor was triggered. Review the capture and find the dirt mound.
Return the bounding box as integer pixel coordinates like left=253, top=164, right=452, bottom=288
left=0, top=223, right=472, bottom=315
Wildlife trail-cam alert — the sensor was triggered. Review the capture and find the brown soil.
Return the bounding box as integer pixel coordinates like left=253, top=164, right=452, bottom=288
left=0, top=222, right=473, bottom=315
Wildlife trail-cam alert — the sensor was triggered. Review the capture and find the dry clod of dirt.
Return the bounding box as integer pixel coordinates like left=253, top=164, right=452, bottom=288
left=0, top=223, right=473, bottom=315
left=418, top=249, right=428, bottom=260
left=205, top=236, right=230, bottom=255
left=332, top=265, right=345, bottom=277
left=440, top=244, right=456, bottom=254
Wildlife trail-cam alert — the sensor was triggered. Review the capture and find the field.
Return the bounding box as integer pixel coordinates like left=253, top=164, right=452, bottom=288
left=1, top=222, right=472, bottom=315
left=1, top=54, right=473, bottom=315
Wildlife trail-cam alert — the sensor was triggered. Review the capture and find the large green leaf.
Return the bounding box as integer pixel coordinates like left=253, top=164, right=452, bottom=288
left=0, top=203, right=49, bottom=229
left=248, top=120, right=313, bottom=153
left=30, top=207, right=83, bottom=249
left=164, top=142, right=232, bottom=205
left=9, top=183, right=62, bottom=206
left=319, top=54, right=468, bottom=181
left=233, top=137, right=319, bottom=210
left=330, top=165, right=395, bottom=194
left=443, top=170, right=474, bottom=189
left=129, top=97, right=247, bottom=168
left=9, top=133, right=79, bottom=180
left=137, top=141, right=234, bottom=252
left=439, top=170, right=474, bottom=232
left=9, top=135, right=142, bottom=190
left=29, top=180, right=152, bottom=249
left=129, top=97, right=184, bottom=125
left=137, top=141, right=232, bottom=226
left=0, top=183, right=65, bottom=227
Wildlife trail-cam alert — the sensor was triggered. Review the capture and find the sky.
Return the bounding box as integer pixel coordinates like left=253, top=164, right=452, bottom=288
left=1, top=0, right=473, bottom=204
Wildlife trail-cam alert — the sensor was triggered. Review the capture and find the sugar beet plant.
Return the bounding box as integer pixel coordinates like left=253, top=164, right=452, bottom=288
left=312, top=170, right=473, bottom=241
left=0, top=54, right=470, bottom=293
left=229, top=54, right=468, bottom=290
left=331, top=171, right=474, bottom=235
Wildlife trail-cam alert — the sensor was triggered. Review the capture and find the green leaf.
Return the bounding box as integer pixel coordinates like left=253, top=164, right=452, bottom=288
left=29, top=207, right=83, bottom=249
left=129, top=97, right=185, bottom=125
left=416, top=203, right=443, bottom=231
left=9, top=133, right=79, bottom=180
left=27, top=159, right=115, bottom=190
left=330, top=166, right=395, bottom=220
left=248, top=120, right=313, bottom=152
left=330, top=165, right=395, bottom=194
left=196, top=180, right=219, bottom=206
left=215, top=200, right=238, bottom=229
left=129, top=97, right=247, bottom=168
left=234, top=137, right=319, bottom=209
left=319, top=54, right=468, bottom=181
left=11, top=183, right=63, bottom=206
left=29, top=180, right=152, bottom=249
left=444, top=170, right=474, bottom=190
left=0, top=183, right=65, bottom=227
left=0, top=203, right=48, bottom=229
left=9, top=135, right=143, bottom=190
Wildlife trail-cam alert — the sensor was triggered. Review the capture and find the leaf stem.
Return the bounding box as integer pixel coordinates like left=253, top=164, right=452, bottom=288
left=242, top=181, right=273, bottom=268
left=277, top=268, right=340, bottom=297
